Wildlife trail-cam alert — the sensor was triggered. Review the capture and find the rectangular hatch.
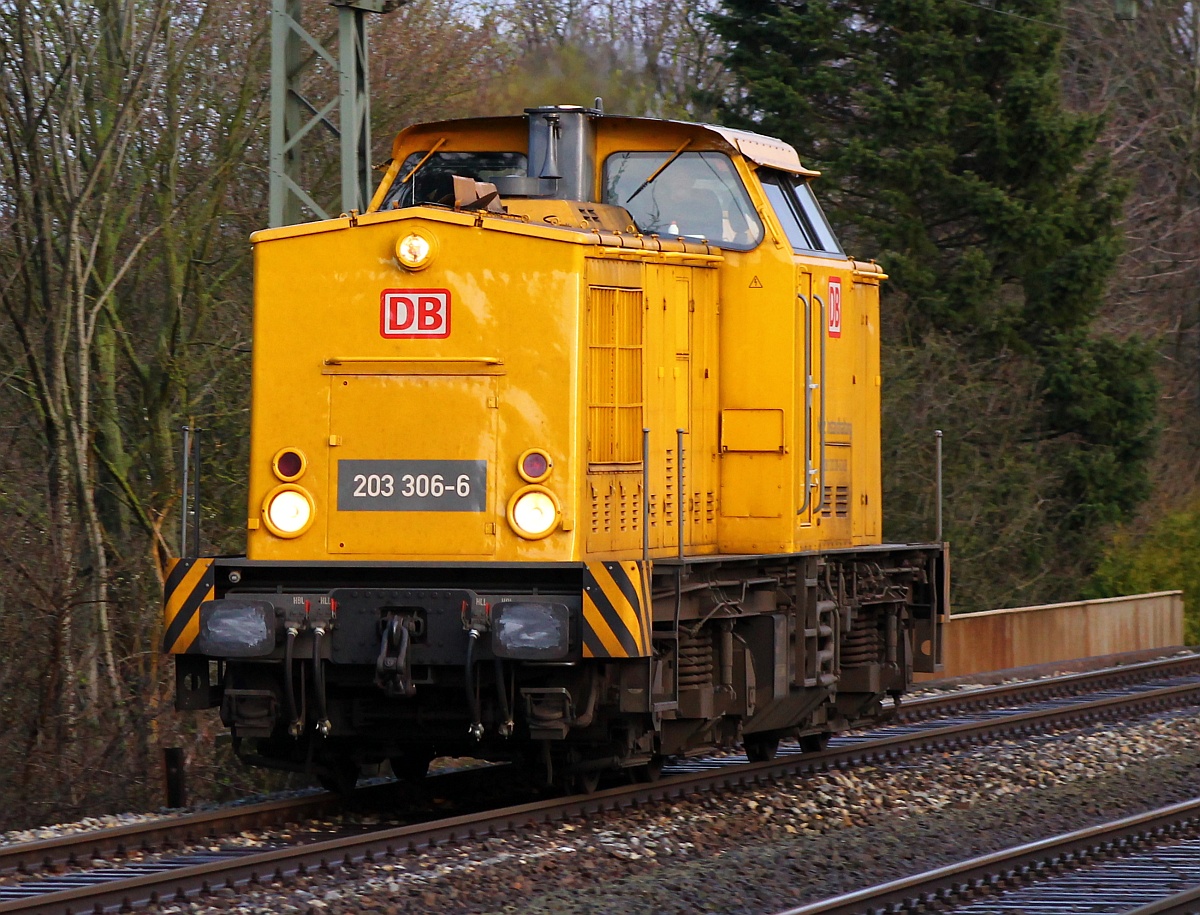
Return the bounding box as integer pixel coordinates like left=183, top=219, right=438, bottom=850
left=326, top=374, right=498, bottom=556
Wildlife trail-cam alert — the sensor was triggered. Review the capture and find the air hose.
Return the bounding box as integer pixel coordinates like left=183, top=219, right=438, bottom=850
left=312, top=627, right=331, bottom=737
left=465, top=630, right=483, bottom=740
left=494, top=656, right=513, bottom=738
left=285, top=627, right=301, bottom=737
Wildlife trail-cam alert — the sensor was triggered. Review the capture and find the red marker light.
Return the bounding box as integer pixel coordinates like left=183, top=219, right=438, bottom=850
left=521, top=451, right=549, bottom=480
left=277, top=450, right=303, bottom=479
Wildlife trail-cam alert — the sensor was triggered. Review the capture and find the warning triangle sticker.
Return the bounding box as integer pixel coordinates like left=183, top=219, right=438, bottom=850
left=749, top=276, right=763, bottom=288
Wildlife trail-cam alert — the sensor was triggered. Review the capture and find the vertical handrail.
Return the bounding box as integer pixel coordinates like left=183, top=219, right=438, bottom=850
left=641, top=428, right=650, bottom=564
left=636, top=426, right=656, bottom=702
left=180, top=425, right=192, bottom=557
left=935, top=429, right=944, bottom=542
left=191, top=428, right=202, bottom=559
left=812, top=294, right=828, bottom=515
left=673, top=565, right=682, bottom=705
left=796, top=293, right=814, bottom=516
left=676, top=428, right=685, bottom=559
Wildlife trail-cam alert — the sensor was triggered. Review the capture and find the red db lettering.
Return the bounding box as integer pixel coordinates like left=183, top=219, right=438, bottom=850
left=827, top=277, right=842, bottom=339
left=391, top=296, right=415, bottom=330
left=380, top=289, right=451, bottom=338
left=417, top=296, right=442, bottom=330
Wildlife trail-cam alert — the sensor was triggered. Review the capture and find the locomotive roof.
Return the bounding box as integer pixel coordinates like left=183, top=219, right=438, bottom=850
left=677, top=122, right=820, bottom=177
left=391, top=110, right=820, bottom=178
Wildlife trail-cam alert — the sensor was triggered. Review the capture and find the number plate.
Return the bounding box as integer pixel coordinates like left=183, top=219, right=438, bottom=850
left=337, top=460, right=487, bottom=512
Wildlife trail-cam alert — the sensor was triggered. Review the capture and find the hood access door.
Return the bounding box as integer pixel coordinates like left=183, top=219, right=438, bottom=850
left=326, top=365, right=499, bottom=557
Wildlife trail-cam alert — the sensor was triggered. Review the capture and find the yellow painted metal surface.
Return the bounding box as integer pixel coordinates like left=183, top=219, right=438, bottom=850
left=917, top=591, right=1185, bottom=679
left=244, top=113, right=886, bottom=566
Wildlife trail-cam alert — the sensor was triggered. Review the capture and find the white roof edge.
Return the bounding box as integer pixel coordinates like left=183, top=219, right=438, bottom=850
left=393, top=113, right=821, bottom=177
left=698, top=125, right=821, bottom=177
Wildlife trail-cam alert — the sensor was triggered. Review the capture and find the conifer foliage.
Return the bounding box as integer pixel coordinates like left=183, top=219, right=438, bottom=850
left=711, top=0, right=1158, bottom=606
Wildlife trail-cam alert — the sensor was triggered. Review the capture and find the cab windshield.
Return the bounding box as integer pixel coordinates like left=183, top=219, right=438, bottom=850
left=379, top=152, right=527, bottom=210
left=603, top=151, right=763, bottom=250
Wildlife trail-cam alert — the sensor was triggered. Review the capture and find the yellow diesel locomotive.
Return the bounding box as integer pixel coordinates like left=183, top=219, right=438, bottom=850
left=164, top=105, right=946, bottom=791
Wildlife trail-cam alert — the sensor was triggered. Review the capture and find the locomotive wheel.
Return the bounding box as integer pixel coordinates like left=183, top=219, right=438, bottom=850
left=316, top=758, right=360, bottom=795
left=633, top=755, right=664, bottom=783
left=389, top=747, right=435, bottom=783
left=744, top=733, right=779, bottom=762
left=573, top=770, right=601, bottom=795
left=800, top=732, right=831, bottom=754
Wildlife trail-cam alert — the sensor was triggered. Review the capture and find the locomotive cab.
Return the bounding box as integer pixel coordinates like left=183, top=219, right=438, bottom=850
left=164, top=105, right=946, bottom=792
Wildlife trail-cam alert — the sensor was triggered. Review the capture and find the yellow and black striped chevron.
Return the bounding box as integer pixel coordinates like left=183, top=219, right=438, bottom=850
left=582, top=560, right=652, bottom=658
left=162, top=557, right=215, bottom=654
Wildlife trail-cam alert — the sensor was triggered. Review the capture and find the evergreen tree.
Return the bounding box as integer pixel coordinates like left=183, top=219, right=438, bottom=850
left=713, top=0, right=1123, bottom=342
left=710, top=0, right=1158, bottom=606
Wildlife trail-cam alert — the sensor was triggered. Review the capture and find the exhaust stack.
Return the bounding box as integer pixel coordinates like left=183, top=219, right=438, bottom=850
left=495, top=105, right=600, bottom=201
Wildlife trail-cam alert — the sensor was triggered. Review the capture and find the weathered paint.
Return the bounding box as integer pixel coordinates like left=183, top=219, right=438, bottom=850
left=916, top=591, right=1184, bottom=679
left=162, top=557, right=216, bottom=654
left=244, top=113, right=886, bottom=566
left=582, top=560, right=652, bottom=657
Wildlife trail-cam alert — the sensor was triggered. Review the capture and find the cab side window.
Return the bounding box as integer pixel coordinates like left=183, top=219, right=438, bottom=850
left=759, top=170, right=844, bottom=257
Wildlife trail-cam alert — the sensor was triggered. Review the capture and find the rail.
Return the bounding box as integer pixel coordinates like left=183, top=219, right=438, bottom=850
left=774, top=798, right=1200, bottom=915
left=3, top=653, right=1199, bottom=914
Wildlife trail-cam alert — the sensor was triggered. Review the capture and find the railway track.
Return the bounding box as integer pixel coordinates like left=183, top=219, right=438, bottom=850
left=0, top=791, right=342, bottom=878
left=896, top=652, right=1200, bottom=722
left=3, top=652, right=1198, bottom=915
left=774, top=797, right=1200, bottom=915
left=668, top=651, right=1200, bottom=775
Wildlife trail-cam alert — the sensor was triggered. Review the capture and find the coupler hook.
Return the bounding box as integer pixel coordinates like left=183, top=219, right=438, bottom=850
left=375, top=613, right=415, bottom=697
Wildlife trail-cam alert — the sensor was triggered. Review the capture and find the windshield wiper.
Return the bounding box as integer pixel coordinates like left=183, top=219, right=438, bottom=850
left=625, top=139, right=692, bottom=204
left=399, top=136, right=448, bottom=186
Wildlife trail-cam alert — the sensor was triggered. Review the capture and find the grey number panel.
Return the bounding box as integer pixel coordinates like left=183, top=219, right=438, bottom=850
left=337, top=460, right=487, bottom=512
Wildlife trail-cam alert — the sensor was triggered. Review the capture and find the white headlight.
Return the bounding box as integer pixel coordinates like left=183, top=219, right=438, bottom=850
left=396, top=232, right=433, bottom=269
left=509, top=488, right=559, bottom=539
left=267, top=489, right=313, bottom=535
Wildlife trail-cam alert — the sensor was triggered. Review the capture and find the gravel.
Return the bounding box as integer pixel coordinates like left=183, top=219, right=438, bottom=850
left=0, top=783, right=343, bottom=850
left=136, top=704, right=1200, bottom=915
left=0, top=812, right=174, bottom=848
left=0, top=759, right=511, bottom=852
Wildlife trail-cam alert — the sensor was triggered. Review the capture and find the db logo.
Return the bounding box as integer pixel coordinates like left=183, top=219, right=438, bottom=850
left=380, top=289, right=451, bottom=339
left=827, top=277, right=842, bottom=339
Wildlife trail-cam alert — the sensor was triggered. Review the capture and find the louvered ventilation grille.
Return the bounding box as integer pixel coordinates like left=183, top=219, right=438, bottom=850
left=820, top=485, right=851, bottom=518
left=587, top=287, right=643, bottom=464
